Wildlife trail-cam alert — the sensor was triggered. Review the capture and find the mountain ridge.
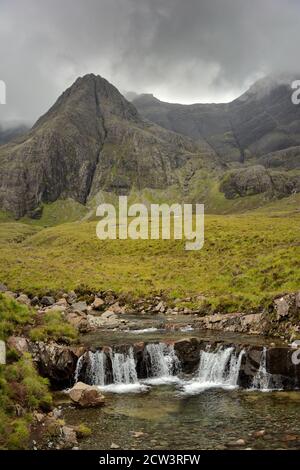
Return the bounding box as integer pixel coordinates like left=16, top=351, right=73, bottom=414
left=0, top=74, right=219, bottom=218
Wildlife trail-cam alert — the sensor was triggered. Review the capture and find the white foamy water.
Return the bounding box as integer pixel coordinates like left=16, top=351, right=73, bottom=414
left=251, top=347, right=283, bottom=391
left=128, top=327, right=159, bottom=334
left=98, top=383, right=149, bottom=394
left=180, top=325, right=194, bottom=332
left=74, top=342, right=182, bottom=393
left=181, top=346, right=245, bottom=395
left=145, top=343, right=181, bottom=381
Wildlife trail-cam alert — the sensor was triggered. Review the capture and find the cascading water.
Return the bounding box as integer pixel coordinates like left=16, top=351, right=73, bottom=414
left=74, top=342, right=181, bottom=392
left=109, top=348, right=138, bottom=385
left=252, top=347, right=282, bottom=391
left=144, top=343, right=181, bottom=382
left=182, top=346, right=245, bottom=394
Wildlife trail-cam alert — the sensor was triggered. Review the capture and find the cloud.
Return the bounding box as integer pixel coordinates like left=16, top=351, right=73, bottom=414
left=0, top=0, right=300, bottom=123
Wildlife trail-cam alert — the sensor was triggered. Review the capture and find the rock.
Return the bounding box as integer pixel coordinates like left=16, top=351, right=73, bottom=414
left=86, top=313, right=122, bottom=330
left=34, top=412, right=45, bottom=423
left=252, top=430, right=266, bottom=438
left=56, top=298, right=68, bottom=307
left=295, top=292, right=300, bottom=309
left=131, top=431, right=145, bottom=438
left=29, top=341, right=79, bottom=388
left=110, top=443, right=120, bottom=449
left=16, top=293, right=31, bottom=306
left=52, top=407, right=62, bottom=419
left=154, top=301, right=165, bottom=313
left=72, top=301, right=88, bottom=313
left=109, top=302, right=126, bottom=314
left=41, top=296, right=55, bottom=307
left=45, top=305, right=66, bottom=314
left=7, top=336, right=28, bottom=356
left=66, top=311, right=88, bottom=331
left=101, top=310, right=117, bottom=320
left=68, top=382, right=105, bottom=407
left=227, top=439, right=246, bottom=447
left=91, top=297, right=104, bottom=310
left=4, top=291, right=17, bottom=299
left=66, top=291, right=77, bottom=304
left=274, top=297, right=290, bottom=319
left=0, top=283, right=7, bottom=292
left=0, top=340, right=6, bottom=364
left=61, top=426, right=78, bottom=449
left=31, top=296, right=40, bottom=306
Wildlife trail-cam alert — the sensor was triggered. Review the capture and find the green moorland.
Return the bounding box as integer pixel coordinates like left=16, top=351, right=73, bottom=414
left=0, top=193, right=299, bottom=313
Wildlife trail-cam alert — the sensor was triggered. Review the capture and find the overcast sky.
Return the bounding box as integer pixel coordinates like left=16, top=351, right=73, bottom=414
left=0, top=0, right=300, bottom=124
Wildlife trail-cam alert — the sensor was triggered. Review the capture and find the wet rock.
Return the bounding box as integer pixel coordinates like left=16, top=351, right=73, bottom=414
left=69, top=382, right=105, bottom=407
left=41, top=296, right=55, bottom=307
left=7, top=336, right=28, bottom=356
left=29, top=341, right=79, bottom=388
left=174, top=338, right=201, bottom=373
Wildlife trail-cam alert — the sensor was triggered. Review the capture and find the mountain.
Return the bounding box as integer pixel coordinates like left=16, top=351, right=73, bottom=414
left=0, top=74, right=218, bottom=218
left=133, top=77, right=300, bottom=168
left=0, top=74, right=299, bottom=220
left=0, top=123, right=29, bottom=145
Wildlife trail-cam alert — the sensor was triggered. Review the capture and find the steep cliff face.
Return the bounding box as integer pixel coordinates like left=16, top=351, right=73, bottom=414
left=133, top=77, right=300, bottom=168
left=0, top=74, right=218, bottom=218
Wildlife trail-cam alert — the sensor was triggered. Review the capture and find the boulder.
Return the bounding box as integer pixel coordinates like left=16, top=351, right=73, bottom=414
left=16, top=293, right=31, bottom=306
left=29, top=341, right=79, bottom=388
left=41, top=296, right=55, bottom=307
left=7, top=336, right=28, bottom=356
left=72, top=301, right=88, bottom=313
left=0, top=283, right=8, bottom=292
left=109, top=302, right=126, bottom=314
left=31, top=296, right=40, bottom=306
left=91, top=297, right=104, bottom=310
left=274, top=297, right=290, bottom=319
left=66, top=291, right=77, bottom=304
left=68, top=382, right=105, bottom=407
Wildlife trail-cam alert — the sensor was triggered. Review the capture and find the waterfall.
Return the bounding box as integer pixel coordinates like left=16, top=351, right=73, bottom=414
left=109, top=348, right=138, bottom=385
left=74, top=342, right=182, bottom=391
left=144, top=343, right=181, bottom=383
left=75, top=350, right=107, bottom=386
left=182, top=346, right=244, bottom=394
left=252, top=347, right=282, bottom=391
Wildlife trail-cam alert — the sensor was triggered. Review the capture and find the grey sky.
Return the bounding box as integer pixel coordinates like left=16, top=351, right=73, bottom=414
left=0, top=0, right=299, bottom=124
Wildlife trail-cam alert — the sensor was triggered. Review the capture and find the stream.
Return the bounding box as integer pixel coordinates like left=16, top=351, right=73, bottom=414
left=62, top=326, right=300, bottom=450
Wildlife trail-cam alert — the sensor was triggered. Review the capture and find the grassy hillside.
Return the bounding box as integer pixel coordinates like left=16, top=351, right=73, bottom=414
left=0, top=195, right=299, bottom=312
